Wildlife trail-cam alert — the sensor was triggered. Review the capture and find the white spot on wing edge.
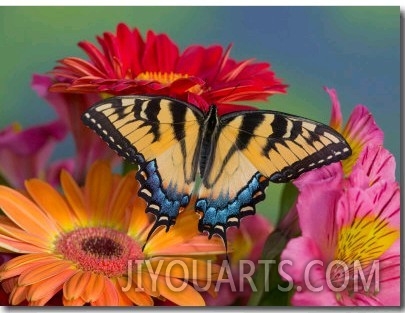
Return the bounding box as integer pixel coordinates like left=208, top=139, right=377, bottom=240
left=140, top=188, right=152, bottom=197
left=149, top=204, right=160, bottom=211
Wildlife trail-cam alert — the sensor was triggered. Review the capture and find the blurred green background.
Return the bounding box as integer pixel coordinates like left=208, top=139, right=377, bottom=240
left=0, top=6, right=400, bottom=223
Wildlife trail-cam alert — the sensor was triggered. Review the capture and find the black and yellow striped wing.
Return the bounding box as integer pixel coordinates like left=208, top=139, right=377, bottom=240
left=82, top=96, right=204, bottom=238
left=83, top=95, right=352, bottom=249
left=195, top=110, right=351, bottom=242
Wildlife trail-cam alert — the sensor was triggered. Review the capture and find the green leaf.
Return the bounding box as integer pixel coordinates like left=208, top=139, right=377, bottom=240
left=277, top=182, right=298, bottom=224
left=247, top=230, right=289, bottom=306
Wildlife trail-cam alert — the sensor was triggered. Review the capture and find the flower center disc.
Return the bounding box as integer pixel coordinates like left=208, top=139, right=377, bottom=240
left=56, top=227, right=144, bottom=277
left=136, top=71, right=189, bottom=84
left=136, top=71, right=203, bottom=94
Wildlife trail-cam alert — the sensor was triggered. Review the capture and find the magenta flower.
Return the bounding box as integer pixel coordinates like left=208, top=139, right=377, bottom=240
left=204, top=214, right=273, bottom=306
left=280, top=180, right=399, bottom=306
left=31, top=74, right=121, bottom=183
left=279, top=141, right=400, bottom=305
left=0, top=120, right=68, bottom=189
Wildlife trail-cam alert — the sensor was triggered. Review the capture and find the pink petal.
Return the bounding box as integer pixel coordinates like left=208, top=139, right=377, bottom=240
left=350, top=145, right=396, bottom=187
left=324, top=87, right=343, bottom=131
left=280, top=237, right=323, bottom=284
left=293, top=166, right=342, bottom=255
left=344, top=105, right=384, bottom=147
left=367, top=182, right=400, bottom=228
left=291, top=285, right=338, bottom=306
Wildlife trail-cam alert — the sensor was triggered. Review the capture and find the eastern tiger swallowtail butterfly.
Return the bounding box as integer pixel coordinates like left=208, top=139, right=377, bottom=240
left=82, top=95, right=351, bottom=250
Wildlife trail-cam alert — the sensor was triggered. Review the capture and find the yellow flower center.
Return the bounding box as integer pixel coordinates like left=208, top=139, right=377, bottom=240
left=230, top=231, right=253, bottom=266
left=335, top=215, right=398, bottom=267
left=55, top=227, right=144, bottom=277
left=340, top=136, right=362, bottom=176
left=330, top=214, right=399, bottom=299
left=136, top=71, right=203, bottom=94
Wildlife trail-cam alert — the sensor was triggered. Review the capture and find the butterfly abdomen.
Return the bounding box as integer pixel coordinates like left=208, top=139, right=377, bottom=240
left=198, top=105, right=219, bottom=177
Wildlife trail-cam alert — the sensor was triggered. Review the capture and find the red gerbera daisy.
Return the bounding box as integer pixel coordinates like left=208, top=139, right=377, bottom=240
left=49, top=23, right=287, bottom=115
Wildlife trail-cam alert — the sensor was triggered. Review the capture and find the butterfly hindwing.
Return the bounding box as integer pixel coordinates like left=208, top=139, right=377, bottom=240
left=82, top=96, right=204, bottom=236
left=196, top=110, right=351, bottom=243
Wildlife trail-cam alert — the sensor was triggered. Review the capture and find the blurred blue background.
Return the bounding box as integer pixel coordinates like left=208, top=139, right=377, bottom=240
left=0, top=6, right=399, bottom=222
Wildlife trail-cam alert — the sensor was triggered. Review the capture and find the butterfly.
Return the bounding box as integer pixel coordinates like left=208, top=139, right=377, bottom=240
left=82, top=95, right=351, bottom=249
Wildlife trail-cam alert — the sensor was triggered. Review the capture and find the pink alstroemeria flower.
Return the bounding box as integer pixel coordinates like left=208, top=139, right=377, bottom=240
left=31, top=74, right=120, bottom=184
left=279, top=138, right=400, bottom=306
left=0, top=120, right=68, bottom=189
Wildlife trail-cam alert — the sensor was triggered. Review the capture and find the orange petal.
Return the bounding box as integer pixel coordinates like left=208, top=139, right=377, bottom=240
left=0, top=186, right=59, bottom=240
left=9, top=285, right=28, bottom=305
left=154, top=235, right=226, bottom=256
left=90, top=276, right=119, bottom=306
left=0, top=221, right=52, bottom=251
left=1, top=253, right=54, bottom=270
left=115, top=289, right=135, bottom=306
left=25, top=179, right=75, bottom=230
left=18, top=259, right=74, bottom=285
left=127, top=198, right=150, bottom=241
left=156, top=275, right=205, bottom=306
left=108, top=171, right=138, bottom=226
left=145, top=257, right=222, bottom=281
left=84, top=161, right=113, bottom=222
left=27, top=267, right=76, bottom=302
left=0, top=254, right=59, bottom=280
left=63, top=271, right=90, bottom=301
left=135, top=272, right=160, bottom=298
left=144, top=209, right=200, bottom=255
left=60, top=170, right=88, bottom=225
left=116, top=276, right=153, bottom=306
left=63, top=297, right=85, bottom=306
left=0, top=234, right=48, bottom=253
left=81, top=272, right=105, bottom=303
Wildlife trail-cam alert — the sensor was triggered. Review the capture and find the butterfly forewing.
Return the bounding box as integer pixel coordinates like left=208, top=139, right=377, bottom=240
left=220, top=110, right=351, bottom=182
left=82, top=96, right=204, bottom=236
left=195, top=110, right=351, bottom=243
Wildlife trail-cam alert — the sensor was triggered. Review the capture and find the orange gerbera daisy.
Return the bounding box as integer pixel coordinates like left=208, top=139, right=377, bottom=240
left=0, top=161, right=224, bottom=306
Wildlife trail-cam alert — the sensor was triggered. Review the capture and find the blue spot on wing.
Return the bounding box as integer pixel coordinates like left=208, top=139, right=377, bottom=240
left=136, top=159, right=190, bottom=239
left=195, top=172, right=269, bottom=242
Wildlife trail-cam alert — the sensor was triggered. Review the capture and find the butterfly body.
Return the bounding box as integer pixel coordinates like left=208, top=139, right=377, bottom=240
left=82, top=95, right=351, bottom=246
